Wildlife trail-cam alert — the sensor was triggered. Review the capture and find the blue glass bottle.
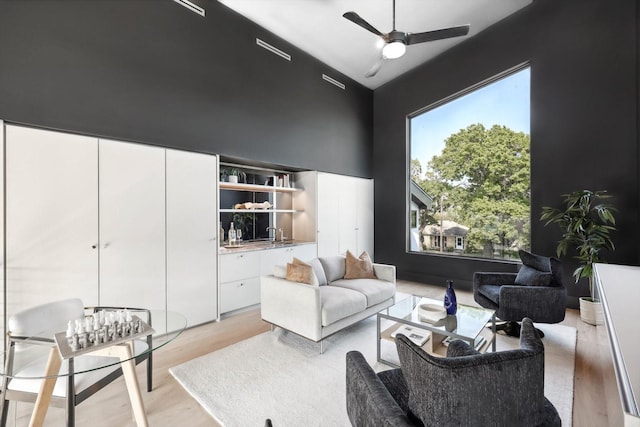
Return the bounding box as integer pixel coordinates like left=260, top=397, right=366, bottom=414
left=444, top=280, right=457, bottom=315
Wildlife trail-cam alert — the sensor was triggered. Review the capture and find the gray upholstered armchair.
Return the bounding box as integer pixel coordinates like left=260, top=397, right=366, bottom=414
left=473, top=250, right=566, bottom=335
left=345, top=318, right=561, bottom=427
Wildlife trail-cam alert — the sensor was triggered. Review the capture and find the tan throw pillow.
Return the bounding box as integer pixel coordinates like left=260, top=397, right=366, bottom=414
left=286, top=258, right=319, bottom=286
left=344, top=250, right=376, bottom=279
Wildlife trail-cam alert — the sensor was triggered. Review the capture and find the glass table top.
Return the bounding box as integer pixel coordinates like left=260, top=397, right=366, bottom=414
left=1, top=310, right=187, bottom=379
left=380, top=295, right=495, bottom=341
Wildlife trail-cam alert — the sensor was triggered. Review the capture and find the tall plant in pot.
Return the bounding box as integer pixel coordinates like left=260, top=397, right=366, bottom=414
left=540, top=189, right=617, bottom=325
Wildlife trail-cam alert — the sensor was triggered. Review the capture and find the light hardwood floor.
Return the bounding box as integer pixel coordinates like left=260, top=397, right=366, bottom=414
left=5, top=280, right=622, bottom=426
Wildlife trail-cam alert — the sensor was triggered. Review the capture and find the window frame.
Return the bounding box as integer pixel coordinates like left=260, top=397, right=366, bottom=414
left=406, top=62, right=531, bottom=262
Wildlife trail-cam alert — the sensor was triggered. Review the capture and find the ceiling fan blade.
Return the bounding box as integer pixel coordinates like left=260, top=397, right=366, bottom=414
left=406, top=25, right=470, bottom=45
left=365, top=55, right=385, bottom=78
left=343, top=11, right=383, bottom=36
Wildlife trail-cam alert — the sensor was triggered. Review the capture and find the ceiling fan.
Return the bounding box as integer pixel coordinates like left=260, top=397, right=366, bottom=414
left=343, top=0, right=470, bottom=77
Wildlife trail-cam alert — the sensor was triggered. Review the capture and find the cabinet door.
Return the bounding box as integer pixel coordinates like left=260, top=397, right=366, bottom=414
left=317, top=173, right=341, bottom=257
left=166, top=149, right=218, bottom=326
left=356, top=178, right=374, bottom=258
left=338, top=176, right=358, bottom=255
left=5, top=125, right=99, bottom=317
left=98, top=139, right=165, bottom=310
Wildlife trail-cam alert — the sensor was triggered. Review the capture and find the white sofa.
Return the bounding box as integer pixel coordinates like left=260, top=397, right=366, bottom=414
left=260, top=255, right=396, bottom=352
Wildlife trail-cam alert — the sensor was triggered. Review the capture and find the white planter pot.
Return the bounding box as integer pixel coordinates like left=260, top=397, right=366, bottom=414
left=228, top=175, right=238, bottom=184
left=579, top=297, right=604, bottom=325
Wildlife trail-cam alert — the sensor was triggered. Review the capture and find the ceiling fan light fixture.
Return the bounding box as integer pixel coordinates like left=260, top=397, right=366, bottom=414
left=382, top=41, right=406, bottom=59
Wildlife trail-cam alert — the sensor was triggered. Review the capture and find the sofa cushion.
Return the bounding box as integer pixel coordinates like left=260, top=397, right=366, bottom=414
left=319, top=255, right=346, bottom=283
left=519, top=249, right=563, bottom=286
left=519, top=249, right=550, bottom=272
left=548, top=257, right=563, bottom=286
left=286, top=261, right=318, bottom=286
left=331, top=278, right=395, bottom=308
left=272, top=264, right=287, bottom=278
left=515, top=265, right=553, bottom=287
left=344, top=250, right=376, bottom=279
left=320, top=286, right=367, bottom=326
left=307, top=258, right=328, bottom=286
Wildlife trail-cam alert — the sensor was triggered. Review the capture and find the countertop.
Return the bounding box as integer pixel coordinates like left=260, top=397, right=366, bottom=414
left=594, top=263, right=640, bottom=425
left=218, top=239, right=314, bottom=254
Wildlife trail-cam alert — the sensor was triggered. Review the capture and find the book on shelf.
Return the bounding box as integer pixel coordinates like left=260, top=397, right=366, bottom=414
left=391, top=324, right=430, bottom=347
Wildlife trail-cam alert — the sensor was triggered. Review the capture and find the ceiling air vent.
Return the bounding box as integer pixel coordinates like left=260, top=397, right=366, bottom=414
left=173, top=0, right=205, bottom=17
left=322, top=74, right=345, bottom=90
left=256, top=39, right=292, bottom=62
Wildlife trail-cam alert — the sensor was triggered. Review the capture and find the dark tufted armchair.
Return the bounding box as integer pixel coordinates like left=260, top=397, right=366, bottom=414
left=345, top=318, right=561, bottom=427
left=473, top=250, right=566, bottom=334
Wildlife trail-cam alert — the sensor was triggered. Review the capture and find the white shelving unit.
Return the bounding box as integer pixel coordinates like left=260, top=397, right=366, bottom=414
left=219, top=166, right=305, bottom=242
left=219, top=183, right=302, bottom=212
left=219, top=182, right=300, bottom=193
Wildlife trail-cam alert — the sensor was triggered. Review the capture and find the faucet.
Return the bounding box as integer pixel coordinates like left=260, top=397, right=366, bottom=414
left=266, top=226, right=277, bottom=241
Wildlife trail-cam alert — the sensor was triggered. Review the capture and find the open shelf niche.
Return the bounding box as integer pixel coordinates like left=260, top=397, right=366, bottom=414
left=219, top=162, right=305, bottom=242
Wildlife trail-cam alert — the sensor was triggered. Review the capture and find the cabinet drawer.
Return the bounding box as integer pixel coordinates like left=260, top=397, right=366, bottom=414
left=219, top=251, right=260, bottom=282
left=220, top=277, right=260, bottom=314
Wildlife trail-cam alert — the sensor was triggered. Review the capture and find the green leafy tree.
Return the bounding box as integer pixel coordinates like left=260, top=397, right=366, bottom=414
left=427, top=124, right=530, bottom=257
left=410, top=158, right=423, bottom=182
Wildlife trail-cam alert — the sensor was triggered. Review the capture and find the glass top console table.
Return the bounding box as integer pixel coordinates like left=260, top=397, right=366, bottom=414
left=378, top=295, right=496, bottom=367
left=0, top=309, right=187, bottom=427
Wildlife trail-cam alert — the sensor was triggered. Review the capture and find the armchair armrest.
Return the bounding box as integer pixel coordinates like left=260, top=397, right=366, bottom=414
left=373, top=263, right=396, bottom=284
left=345, top=351, right=412, bottom=427
left=260, top=275, right=323, bottom=341
left=499, top=285, right=567, bottom=323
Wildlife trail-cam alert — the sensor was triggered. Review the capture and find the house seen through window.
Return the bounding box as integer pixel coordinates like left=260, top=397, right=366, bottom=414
left=409, top=66, right=531, bottom=260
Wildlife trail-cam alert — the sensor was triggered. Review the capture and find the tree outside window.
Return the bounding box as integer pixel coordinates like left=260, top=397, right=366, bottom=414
left=409, top=67, right=530, bottom=260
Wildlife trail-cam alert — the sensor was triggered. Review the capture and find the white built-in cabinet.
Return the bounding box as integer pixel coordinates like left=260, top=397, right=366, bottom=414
left=98, top=139, right=166, bottom=310
left=4, top=125, right=218, bottom=328
left=166, top=149, right=218, bottom=327
left=2, top=123, right=375, bottom=330
left=6, top=126, right=100, bottom=317
left=316, top=172, right=374, bottom=259
left=219, top=251, right=261, bottom=314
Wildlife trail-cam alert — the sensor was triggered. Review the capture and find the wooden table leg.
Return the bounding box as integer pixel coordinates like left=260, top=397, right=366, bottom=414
left=93, top=344, right=148, bottom=427
left=29, top=347, right=62, bottom=427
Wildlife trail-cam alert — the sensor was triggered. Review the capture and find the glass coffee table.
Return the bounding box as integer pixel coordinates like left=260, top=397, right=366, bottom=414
left=377, top=295, right=496, bottom=367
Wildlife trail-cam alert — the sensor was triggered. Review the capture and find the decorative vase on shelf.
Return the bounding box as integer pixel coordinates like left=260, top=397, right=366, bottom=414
left=228, top=175, right=238, bottom=184
left=444, top=280, right=457, bottom=315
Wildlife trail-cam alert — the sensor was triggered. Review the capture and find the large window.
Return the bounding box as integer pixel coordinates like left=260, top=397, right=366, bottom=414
left=409, top=66, right=530, bottom=260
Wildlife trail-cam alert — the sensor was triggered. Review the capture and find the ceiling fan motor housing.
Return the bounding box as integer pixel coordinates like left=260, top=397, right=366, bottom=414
left=384, top=30, right=407, bottom=44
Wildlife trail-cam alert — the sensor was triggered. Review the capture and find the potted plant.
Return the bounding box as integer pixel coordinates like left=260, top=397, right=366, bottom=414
left=220, top=167, right=246, bottom=184
left=540, top=189, right=617, bottom=325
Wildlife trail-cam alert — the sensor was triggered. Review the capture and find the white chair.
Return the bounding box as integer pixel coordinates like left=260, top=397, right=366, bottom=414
left=0, top=299, right=153, bottom=427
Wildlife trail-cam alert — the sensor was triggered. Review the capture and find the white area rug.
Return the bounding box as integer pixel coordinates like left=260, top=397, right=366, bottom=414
left=170, top=317, right=576, bottom=427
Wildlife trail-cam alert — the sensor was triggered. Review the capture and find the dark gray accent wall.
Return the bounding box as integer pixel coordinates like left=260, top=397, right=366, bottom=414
left=373, top=0, right=639, bottom=307
left=0, top=0, right=373, bottom=177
